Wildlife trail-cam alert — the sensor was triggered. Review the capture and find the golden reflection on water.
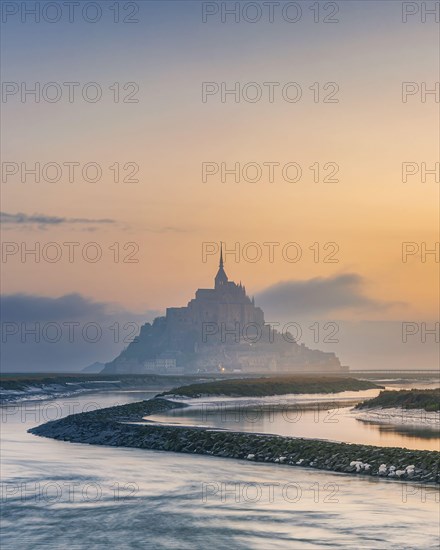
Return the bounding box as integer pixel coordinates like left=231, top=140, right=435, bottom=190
left=151, top=398, right=440, bottom=452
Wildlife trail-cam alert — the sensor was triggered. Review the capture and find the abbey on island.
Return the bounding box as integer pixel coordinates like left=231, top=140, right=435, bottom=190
left=103, top=246, right=345, bottom=375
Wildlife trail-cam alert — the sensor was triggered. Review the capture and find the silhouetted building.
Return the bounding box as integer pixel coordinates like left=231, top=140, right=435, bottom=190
left=103, top=245, right=346, bottom=375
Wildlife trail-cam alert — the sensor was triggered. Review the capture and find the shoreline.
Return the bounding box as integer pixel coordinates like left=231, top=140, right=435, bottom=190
left=351, top=407, right=440, bottom=429
left=29, top=397, right=440, bottom=485
left=0, top=373, right=379, bottom=405
left=0, top=375, right=200, bottom=405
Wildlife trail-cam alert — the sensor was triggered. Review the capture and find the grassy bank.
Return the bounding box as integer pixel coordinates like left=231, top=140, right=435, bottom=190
left=160, top=376, right=382, bottom=398
left=356, top=389, right=440, bottom=413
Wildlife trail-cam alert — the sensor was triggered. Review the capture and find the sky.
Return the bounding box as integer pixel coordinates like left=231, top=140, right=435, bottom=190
left=1, top=1, right=439, bottom=371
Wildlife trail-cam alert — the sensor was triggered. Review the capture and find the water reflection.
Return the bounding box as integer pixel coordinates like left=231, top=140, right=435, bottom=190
left=1, top=390, right=439, bottom=549
left=359, top=420, right=440, bottom=441
left=150, top=395, right=440, bottom=451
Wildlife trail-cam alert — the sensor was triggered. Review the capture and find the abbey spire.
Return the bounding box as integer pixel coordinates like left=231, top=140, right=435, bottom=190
left=214, top=242, right=228, bottom=288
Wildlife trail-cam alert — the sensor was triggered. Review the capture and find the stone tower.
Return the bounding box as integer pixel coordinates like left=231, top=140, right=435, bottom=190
left=214, top=242, right=228, bottom=289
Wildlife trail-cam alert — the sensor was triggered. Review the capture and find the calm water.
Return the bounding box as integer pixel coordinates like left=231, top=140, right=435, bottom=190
left=150, top=388, right=440, bottom=451
left=1, top=390, right=439, bottom=549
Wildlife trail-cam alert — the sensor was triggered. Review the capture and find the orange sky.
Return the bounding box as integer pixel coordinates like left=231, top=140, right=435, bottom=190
left=1, top=1, right=439, bottom=321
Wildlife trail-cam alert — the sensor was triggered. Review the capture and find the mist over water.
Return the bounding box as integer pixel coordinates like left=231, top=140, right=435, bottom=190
left=1, top=390, right=439, bottom=549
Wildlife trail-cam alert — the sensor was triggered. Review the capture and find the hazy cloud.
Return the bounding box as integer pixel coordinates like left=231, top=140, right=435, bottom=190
left=0, top=212, right=186, bottom=233
left=0, top=212, right=116, bottom=228
left=0, top=293, right=109, bottom=323
left=256, top=273, right=397, bottom=316
left=0, top=293, right=161, bottom=372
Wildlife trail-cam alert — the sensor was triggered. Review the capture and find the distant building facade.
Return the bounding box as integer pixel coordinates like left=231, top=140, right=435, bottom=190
left=166, top=246, right=264, bottom=350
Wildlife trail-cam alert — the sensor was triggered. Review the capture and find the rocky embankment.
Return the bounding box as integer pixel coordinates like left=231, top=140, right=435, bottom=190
left=29, top=397, right=439, bottom=484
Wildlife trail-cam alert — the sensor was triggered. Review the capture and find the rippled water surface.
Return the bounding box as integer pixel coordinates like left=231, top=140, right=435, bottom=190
left=1, top=390, right=439, bottom=549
